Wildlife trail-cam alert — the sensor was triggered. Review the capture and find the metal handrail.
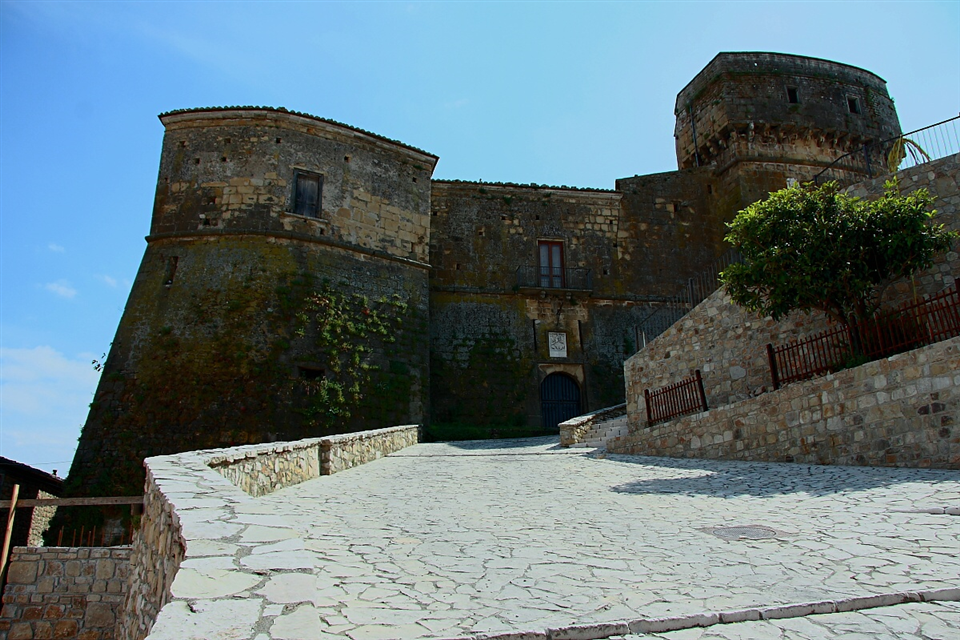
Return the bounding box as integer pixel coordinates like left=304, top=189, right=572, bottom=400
left=814, top=114, right=960, bottom=186
left=516, top=266, right=593, bottom=291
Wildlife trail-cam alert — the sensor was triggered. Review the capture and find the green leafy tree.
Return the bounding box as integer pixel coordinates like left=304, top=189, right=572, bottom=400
left=721, top=180, right=957, bottom=328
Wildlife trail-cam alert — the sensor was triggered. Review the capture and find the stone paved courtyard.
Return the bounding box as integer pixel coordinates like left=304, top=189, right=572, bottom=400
left=166, top=435, right=960, bottom=639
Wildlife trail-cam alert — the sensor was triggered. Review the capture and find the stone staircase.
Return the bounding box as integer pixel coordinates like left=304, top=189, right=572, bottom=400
left=569, top=415, right=629, bottom=449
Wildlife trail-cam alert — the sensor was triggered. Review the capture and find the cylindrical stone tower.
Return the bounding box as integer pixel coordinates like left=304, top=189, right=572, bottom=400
left=65, top=107, right=438, bottom=498
left=674, top=52, right=901, bottom=211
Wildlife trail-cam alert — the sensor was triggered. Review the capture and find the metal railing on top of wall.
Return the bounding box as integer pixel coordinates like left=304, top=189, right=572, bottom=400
left=814, top=115, right=960, bottom=187
left=636, top=248, right=742, bottom=350
left=767, top=282, right=960, bottom=390
left=644, top=370, right=708, bottom=427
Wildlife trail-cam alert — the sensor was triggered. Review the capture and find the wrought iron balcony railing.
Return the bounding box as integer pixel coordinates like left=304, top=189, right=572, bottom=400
left=516, top=266, right=592, bottom=291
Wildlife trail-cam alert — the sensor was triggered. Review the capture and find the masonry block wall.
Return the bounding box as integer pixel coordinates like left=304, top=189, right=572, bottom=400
left=0, top=546, right=130, bottom=640
left=611, top=336, right=960, bottom=468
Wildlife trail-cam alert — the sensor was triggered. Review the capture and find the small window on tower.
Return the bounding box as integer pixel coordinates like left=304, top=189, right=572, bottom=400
left=847, top=96, right=861, bottom=114
left=292, top=170, right=322, bottom=218
left=787, top=87, right=799, bottom=104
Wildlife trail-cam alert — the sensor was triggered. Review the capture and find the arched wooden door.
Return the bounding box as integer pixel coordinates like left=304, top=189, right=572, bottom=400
left=540, top=373, right=582, bottom=431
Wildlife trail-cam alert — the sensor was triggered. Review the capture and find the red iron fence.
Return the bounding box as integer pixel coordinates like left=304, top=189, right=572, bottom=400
left=768, top=282, right=960, bottom=389
left=644, top=370, right=708, bottom=427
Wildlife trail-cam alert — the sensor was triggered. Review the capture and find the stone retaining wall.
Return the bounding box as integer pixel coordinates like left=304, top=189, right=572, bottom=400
left=611, top=336, right=960, bottom=468
left=559, top=404, right=626, bottom=446
left=0, top=546, right=130, bottom=640
left=118, top=425, right=419, bottom=640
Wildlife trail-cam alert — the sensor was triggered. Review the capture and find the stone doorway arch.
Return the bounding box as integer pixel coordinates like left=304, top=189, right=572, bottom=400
left=540, top=373, right=582, bottom=431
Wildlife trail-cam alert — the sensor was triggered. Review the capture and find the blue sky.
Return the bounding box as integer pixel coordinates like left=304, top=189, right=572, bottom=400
left=1, top=0, right=958, bottom=474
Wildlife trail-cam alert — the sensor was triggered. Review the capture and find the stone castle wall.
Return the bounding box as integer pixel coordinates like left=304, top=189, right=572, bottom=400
left=155, top=108, right=437, bottom=264
left=68, top=109, right=434, bottom=500
left=427, top=173, right=737, bottom=431
left=674, top=52, right=900, bottom=173
left=0, top=546, right=131, bottom=640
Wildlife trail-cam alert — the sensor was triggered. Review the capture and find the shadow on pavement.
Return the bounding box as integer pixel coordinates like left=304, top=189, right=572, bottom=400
left=598, top=451, right=959, bottom=497
left=442, top=435, right=562, bottom=451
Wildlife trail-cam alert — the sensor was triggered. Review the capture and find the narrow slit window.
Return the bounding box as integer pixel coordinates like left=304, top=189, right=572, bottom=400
left=292, top=170, right=322, bottom=218
left=847, top=97, right=861, bottom=114
left=164, top=256, right=179, bottom=287
left=787, top=87, right=799, bottom=104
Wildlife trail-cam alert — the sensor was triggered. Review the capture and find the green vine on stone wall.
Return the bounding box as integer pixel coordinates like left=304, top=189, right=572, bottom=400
left=293, top=282, right=407, bottom=428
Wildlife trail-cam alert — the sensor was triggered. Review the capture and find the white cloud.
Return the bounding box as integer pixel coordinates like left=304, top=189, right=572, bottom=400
left=0, top=346, right=100, bottom=473
left=48, top=243, right=65, bottom=253
left=44, top=280, right=77, bottom=299
left=99, top=275, right=118, bottom=288
left=444, top=98, right=470, bottom=109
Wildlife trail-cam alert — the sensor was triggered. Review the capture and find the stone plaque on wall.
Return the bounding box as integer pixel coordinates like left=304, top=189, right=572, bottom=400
left=548, top=332, right=567, bottom=358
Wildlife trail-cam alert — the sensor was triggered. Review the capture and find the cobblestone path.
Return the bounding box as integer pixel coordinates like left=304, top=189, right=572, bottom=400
left=245, top=437, right=959, bottom=639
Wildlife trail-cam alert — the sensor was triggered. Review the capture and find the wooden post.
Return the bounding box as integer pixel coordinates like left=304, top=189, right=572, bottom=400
left=644, top=388, right=652, bottom=428
left=1, top=483, right=20, bottom=584
left=695, top=370, right=708, bottom=412
left=767, top=344, right=780, bottom=390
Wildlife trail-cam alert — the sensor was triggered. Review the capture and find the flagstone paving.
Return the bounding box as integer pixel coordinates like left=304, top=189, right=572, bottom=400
left=231, top=436, right=960, bottom=639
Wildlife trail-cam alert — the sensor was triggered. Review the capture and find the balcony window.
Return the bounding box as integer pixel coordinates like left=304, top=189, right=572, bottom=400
left=539, top=241, right=564, bottom=288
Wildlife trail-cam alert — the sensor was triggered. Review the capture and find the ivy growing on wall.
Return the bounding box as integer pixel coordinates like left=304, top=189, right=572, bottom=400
left=293, top=283, right=408, bottom=428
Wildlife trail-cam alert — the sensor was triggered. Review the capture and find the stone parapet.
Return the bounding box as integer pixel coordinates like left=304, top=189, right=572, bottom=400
left=117, top=425, right=419, bottom=640
left=611, top=336, right=960, bottom=469
left=207, top=424, right=420, bottom=496
left=559, top=404, right=626, bottom=446
left=0, top=546, right=131, bottom=640
left=320, top=425, right=420, bottom=475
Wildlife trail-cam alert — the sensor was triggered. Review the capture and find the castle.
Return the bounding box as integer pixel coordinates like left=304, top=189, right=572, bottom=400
left=66, top=52, right=902, bottom=496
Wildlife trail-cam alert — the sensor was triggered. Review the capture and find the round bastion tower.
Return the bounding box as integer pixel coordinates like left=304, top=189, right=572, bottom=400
left=65, top=107, right=438, bottom=498
left=674, top=52, right=901, bottom=213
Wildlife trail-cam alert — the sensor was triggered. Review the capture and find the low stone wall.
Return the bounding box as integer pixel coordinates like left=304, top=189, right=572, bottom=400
left=118, top=467, right=186, bottom=640
left=559, top=404, right=626, bottom=446
left=118, top=425, right=420, bottom=640
left=0, top=546, right=130, bottom=640
left=611, top=336, right=960, bottom=469
left=208, top=424, right=420, bottom=497
left=208, top=440, right=321, bottom=498
left=322, top=425, right=421, bottom=474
